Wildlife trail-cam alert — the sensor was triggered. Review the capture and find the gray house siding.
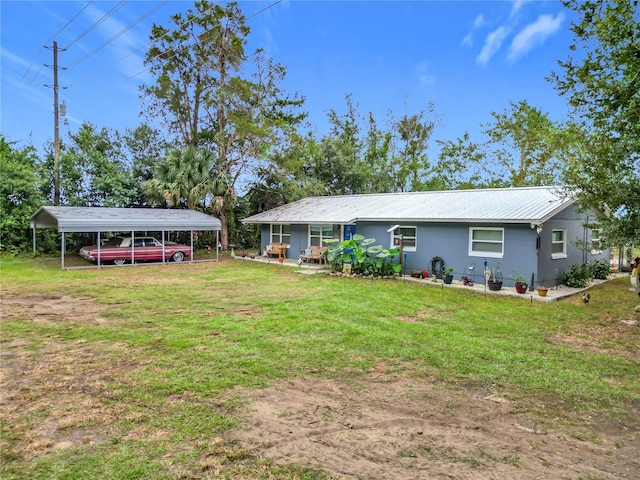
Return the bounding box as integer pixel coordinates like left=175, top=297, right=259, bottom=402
left=354, top=221, right=538, bottom=287
left=257, top=205, right=609, bottom=288
left=247, top=188, right=610, bottom=288
left=536, top=204, right=609, bottom=286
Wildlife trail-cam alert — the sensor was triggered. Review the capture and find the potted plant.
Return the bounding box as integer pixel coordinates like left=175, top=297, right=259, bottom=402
left=537, top=280, right=550, bottom=297
left=487, top=267, right=503, bottom=291
left=443, top=265, right=454, bottom=284
left=537, top=285, right=549, bottom=297
left=512, top=270, right=528, bottom=294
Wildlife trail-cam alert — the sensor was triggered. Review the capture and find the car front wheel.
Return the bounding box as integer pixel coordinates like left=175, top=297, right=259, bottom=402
left=113, top=258, right=127, bottom=266
left=172, top=251, right=185, bottom=262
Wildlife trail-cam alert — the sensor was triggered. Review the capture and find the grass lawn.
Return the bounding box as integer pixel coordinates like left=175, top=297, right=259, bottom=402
left=1, top=255, right=638, bottom=479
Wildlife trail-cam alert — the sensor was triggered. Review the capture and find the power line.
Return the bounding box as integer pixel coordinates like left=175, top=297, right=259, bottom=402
left=122, top=0, right=283, bottom=85
left=64, top=0, right=169, bottom=72
left=63, top=1, right=128, bottom=50
left=21, top=1, right=94, bottom=82
left=67, top=0, right=218, bottom=87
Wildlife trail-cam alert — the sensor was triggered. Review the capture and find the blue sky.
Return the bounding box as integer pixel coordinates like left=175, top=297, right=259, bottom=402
left=1, top=0, right=575, bottom=156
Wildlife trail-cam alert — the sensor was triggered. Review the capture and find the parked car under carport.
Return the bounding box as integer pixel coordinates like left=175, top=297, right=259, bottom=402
left=79, top=236, right=191, bottom=265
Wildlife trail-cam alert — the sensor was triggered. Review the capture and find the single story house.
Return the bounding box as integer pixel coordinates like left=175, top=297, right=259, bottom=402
left=242, top=186, right=609, bottom=287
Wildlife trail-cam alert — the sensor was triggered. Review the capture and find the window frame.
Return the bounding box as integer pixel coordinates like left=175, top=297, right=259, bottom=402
left=308, top=224, right=335, bottom=247
left=468, top=227, right=504, bottom=259
left=551, top=228, right=567, bottom=259
left=270, top=224, right=291, bottom=247
left=390, top=226, right=417, bottom=253
left=590, top=228, right=603, bottom=254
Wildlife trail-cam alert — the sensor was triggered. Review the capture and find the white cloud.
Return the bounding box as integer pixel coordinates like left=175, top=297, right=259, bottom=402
left=0, top=46, right=31, bottom=71
left=416, top=61, right=436, bottom=87
left=510, top=0, right=531, bottom=18
left=261, top=26, right=279, bottom=55
left=462, top=14, right=486, bottom=47
left=476, top=26, right=508, bottom=65
left=473, top=14, right=486, bottom=28
left=507, top=13, right=565, bottom=63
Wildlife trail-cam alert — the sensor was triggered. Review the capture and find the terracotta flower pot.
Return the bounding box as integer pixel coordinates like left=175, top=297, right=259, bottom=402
left=537, top=286, right=549, bottom=297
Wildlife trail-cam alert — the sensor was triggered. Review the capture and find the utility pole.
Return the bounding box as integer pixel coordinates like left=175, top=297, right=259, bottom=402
left=45, top=41, right=65, bottom=206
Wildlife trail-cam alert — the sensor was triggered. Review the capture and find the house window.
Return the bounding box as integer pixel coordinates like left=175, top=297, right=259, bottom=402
left=309, top=224, right=334, bottom=247
left=591, top=229, right=603, bottom=254
left=551, top=229, right=567, bottom=259
left=391, top=226, right=417, bottom=252
left=270, top=224, right=291, bottom=245
left=469, top=227, right=503, bottom=258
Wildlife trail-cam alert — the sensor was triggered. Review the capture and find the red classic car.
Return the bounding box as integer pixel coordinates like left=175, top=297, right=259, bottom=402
left=79, top=236, right=190, bottom=265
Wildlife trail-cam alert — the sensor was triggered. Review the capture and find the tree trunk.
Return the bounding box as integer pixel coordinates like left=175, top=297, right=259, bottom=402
left=219, top=209, right=229, bottom=250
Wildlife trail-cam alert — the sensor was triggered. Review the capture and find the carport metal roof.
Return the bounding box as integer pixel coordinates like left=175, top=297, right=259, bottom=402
left=31, top=206, right=221, bottom=232
left=31, top=206, right=221, bottom=269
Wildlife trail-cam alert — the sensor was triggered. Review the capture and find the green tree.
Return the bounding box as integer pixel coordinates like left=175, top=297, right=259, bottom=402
left=142, top=0, right=304, bottom=247
left=40, top=123, right=136, bottom=207
left=551, top=0, right=640, bottom=243
left=0, top=137, right=44, bottom=251
left=362, top=113, right=392, bottom=193
left=437, top=100, right=566, bottom=189
left=317, top=94, right=368, bottom=194
left=122, top=124, right=173, bottom=206
left=485, top=100, right=565, bottom=187
left=435, top=132, right=488, bottom=190
left=388, top=103, right=438, bottom=192
left=143, top=146, right=229, bottom=213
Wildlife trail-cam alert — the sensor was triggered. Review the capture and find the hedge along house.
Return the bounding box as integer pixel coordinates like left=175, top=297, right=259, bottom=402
left=242, top=186, right=610, bottom=287
left=31, top=206, right=222, bottom=269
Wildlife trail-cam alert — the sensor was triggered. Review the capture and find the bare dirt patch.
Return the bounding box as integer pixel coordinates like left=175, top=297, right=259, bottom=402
left=1, top=337, right=145, bottom=459
left=234, top=376, right=639, bottom=479
left=1, top=294, right=110, bottom=326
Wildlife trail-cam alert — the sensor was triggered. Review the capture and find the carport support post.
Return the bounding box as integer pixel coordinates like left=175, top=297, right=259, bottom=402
left=32, top=226, right=36, bottom=254
left=190, top=230, right=194, bottom=262
left=161, top=231, right=166, bottom=265
left=97, top=232, right=101, bottom=267
left=216, top=230, right=219, bottom=261
left=61, top=232, right=65, bottom=269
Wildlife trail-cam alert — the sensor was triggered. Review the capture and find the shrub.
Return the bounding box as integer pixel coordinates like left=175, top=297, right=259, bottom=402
left=562, top=263, right=592, bottom=288
left=590, top=259, right=612, bottom=280
left=325, top=234, right=401, bottom=277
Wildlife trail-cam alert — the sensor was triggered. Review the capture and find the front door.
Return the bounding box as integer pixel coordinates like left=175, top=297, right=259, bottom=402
left=344, top=224, right=356, bottom=241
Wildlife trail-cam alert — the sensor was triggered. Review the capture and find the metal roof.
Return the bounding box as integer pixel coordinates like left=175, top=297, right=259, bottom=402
left=31, top=206, right=221, bottom=233
left=242, top=186, right=575, bottom=225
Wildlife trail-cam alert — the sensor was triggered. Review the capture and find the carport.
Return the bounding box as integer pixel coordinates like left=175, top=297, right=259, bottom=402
left=31, top=206, right=222, bottom=269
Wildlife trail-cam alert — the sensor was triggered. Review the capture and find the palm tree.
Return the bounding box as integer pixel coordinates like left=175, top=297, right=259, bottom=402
left=143, top=146, right=230, bottom=239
